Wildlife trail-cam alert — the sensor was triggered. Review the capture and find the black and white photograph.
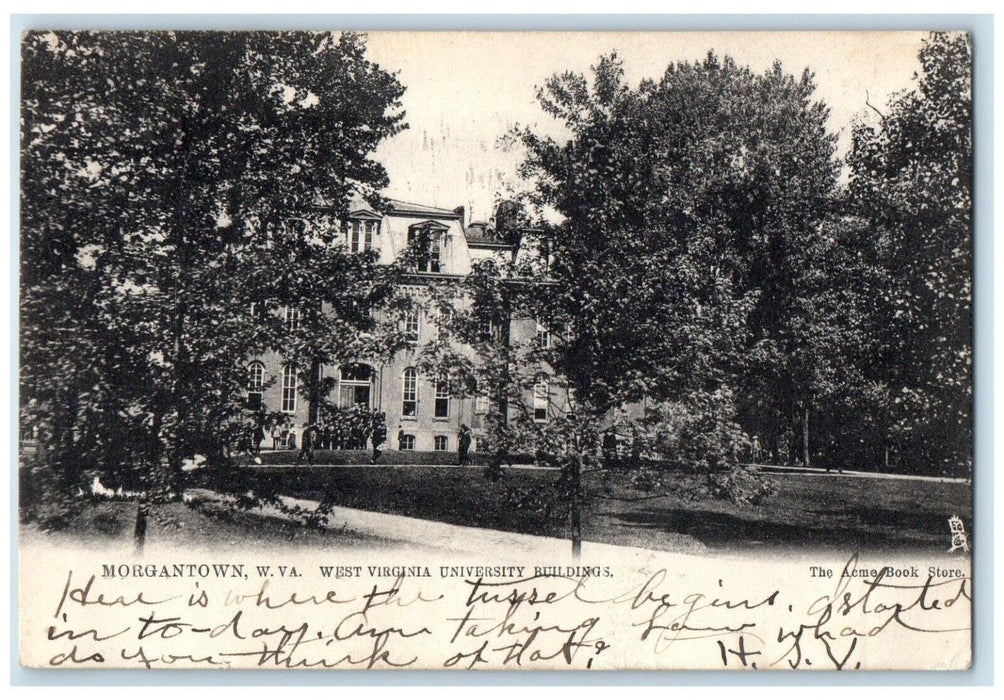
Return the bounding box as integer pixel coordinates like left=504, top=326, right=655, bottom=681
left=16, top=28, right=974, bottom=671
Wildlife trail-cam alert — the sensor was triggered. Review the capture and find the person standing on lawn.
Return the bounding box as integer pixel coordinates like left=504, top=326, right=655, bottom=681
left=458, top=424, right=472, bottom=466
left=296, top=422, right=317, bottom=466
left=371, top=412, right=387, bottom=463
left=252, top=421, right=266, bottom=456
left=602, top=429, right=618, bottom=469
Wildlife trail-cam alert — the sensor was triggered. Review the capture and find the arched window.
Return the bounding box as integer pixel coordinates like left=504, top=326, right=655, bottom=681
left=434, top=435, right=448, bottom=452
left=479, top=258, right=499, bottom=277
left=247, top=362, right=265, bottom=410
left=399, top=433, right=415, bottom=451
left=533, top=373, right=549, bottom=422
left=282, top=364, right=297, bottom=413
left=402, top=368, right=418, bottom=417
left=434, top=374, right=450, bottom=418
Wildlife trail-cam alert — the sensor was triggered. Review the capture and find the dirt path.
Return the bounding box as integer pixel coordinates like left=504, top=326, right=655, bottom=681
left=187, top=488, right=707, bottom=562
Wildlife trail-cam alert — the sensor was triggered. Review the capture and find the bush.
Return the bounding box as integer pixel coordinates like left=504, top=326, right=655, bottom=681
left=640, top=387, right=751, bottom=473
left=705, top=464, right=776, bottom=507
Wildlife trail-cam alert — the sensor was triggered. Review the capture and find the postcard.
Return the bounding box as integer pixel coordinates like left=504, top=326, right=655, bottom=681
left=17, top=29, right=972, bottom=671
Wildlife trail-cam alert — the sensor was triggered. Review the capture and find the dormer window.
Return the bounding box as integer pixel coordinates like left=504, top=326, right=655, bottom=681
left=407, top=222, right=448, bottom=273
left=345, top=212, right=381, bottom=253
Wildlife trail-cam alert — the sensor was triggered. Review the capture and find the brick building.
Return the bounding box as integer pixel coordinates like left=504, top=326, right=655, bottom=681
left=250, top=198, right=565, bottom=455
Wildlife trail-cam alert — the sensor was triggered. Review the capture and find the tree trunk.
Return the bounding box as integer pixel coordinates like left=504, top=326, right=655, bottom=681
left=308, top=359, right=322, bottom=425
left=485, top=308, right=512, bottom=482
left=166, top=115, right=193, bottom=500
left=802, top=405, right=810, bottom=468
left=133, top=499, right=149, bottom=554
left=789, top=412, right=799, bottom=466
left=570, top=454, right=582, bottom=558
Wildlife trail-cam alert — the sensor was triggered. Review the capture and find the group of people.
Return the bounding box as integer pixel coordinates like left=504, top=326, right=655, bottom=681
left=239, top=413, right=472, bottom=468
left=294, top=412, right=389, bottom=466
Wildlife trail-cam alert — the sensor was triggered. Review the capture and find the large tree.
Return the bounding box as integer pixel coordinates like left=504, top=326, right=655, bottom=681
left=419, top=53, right=847, bottom=552
left=847, top=31, right=972, bottom=476
left=514, top=52, right=843, bottom=460
left=20, top=31, right=408, bottom=535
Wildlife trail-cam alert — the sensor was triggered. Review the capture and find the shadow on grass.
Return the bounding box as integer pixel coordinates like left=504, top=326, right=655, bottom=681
left=808, top=505, right=949, bottom=535
left=608, top=506, right=948, bottom=551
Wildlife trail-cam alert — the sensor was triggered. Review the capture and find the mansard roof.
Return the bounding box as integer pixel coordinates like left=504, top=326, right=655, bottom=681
left=323, top=194, right=523, bottom=253
left=384, top=198, right=462, bottom=219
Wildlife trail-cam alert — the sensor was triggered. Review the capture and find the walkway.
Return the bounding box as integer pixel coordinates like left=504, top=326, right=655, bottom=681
left=244, top=460, right=969, bottom=483
left=756, top=463, right=970, bottom=484
left=186, top=488, right=698, bottom=562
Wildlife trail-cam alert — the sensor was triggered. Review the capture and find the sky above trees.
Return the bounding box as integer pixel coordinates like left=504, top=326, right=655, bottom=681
left=364, top=31, right=930, bottom=222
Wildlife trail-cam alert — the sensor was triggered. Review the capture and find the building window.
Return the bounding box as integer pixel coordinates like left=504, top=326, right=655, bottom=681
left=247, top=362, right=264, bottom=410
left=435, top=308, right=453, bottom=340
left=399, top=433, right=415, bottom=451
left=284, top=305, right=300, bottom=331
left=475, top=394, right=490, bottom=415
left=349, top=219, right=379, bottom=253
left=471, top=377, right=489, bottom=415
left=402, top=368, right=418, bottom=417
left=434, top=435, right=448, bottom=452
left=533, top=373, right=549, bottom=422
left=404, top=311, right=420, bottom=342
left=282, top=364, right=297, bottom=413
left=435, top=374, right=450, bottom=419
left=536, top=321, right=550, bottom=349
left=338, top=363, right=373, bottom=409
left=478, top=317, right=495, bottom=341
left=408, top=227, right=443, bottom=273
left=365, top=221, right=376, bottom=251
left=428, top=237, right=441, bottom=273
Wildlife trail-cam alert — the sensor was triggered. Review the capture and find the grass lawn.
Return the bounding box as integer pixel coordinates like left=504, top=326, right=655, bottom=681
left=233, top=465, right=972, bottom=554
left=22, top=465, right=971, bottom=554
left=19, top=493, right=394, bottom=552
left=587, top=473, right=972, bottom=553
